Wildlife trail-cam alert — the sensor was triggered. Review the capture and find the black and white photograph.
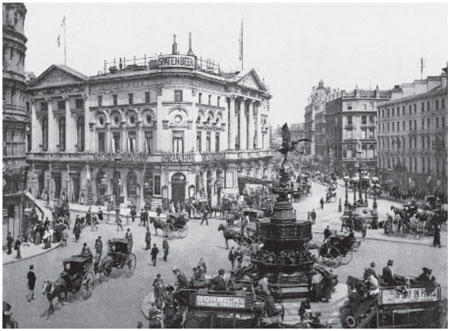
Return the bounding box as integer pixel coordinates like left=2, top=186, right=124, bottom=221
left=2, top=1, right=448, bottom=328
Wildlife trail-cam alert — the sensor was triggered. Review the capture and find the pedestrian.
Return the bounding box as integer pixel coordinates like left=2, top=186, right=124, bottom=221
left=310, top=209, right=316, bottom=224
left=200, top=205, right=209, bottom=226
left=91, top=215, right=98, bottom=231
left=151, top=244, right=159, bottom=266
left=98, top=207, right=103, bottom=222
left=116, top=217, right=123, bottom=231
left=162, top=238, right=169, bottom=262
left=130, top=206, right=137, bottom=223
left=298, top=299, right=311, bottom=321
left=145, top=227, right=151, bottom=250
left=93, top=252, right=102, bottom=284
left=81, top=242, right=93, bottom=259
left=95, top=236, right=103, bottom=256
left=73, top=223, right=81, bottom=242
left=433, top=224, right=441, bottom=248
left=323, top=225, right=332, bottom=242
left=156, top=205, right=162, bottom=217
left=6, top=232, right=13, bottom=255
left=14, top=236, right=22, bottom=259
left=311, top=271, right=323, bottom=301
left=86, top=208, right=92, bottom=226
left=61, top=228, right=68, bottom=247
left=125, top=228, right=133, bottom=251
left=140, top=209, right=147, bottom=227
left=228, top=247, right=236, bottom=270
left=321, top=270, right=333, bottom=303
left=153, top=274, right=166, bottom=309
left=361, top=222, right=368, bottom=241
left=234, top=247, right=243, bottom=269
left=320, top=198, right=324, bottom=210
left=198, top=258, right=207, bottom=274
left=27, top=265, right=36, bottom=302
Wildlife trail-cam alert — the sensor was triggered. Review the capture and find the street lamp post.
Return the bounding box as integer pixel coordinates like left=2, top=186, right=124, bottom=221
left=45, top=173, right=51, bottom=206
left=343, top=175, right=350, bottom=208
left=114, top=156, right=122, bottom=224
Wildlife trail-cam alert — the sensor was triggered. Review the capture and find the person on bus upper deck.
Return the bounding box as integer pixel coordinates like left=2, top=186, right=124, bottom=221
left=211, top=269, right=227, bottom=291
left=382, top=260, right=395, bottom=286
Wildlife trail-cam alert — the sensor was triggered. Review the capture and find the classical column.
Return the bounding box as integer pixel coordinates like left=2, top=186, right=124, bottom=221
left=105, top=123, right=111, bottom=153
left=255, top=102, right=262, bottom=149
left=30, top=101, right=39, bottom=152
left=120, top=122, right=127, bottom=153
left=136, top=122, right=142, bottom=153
left=47, top=98, right=57, bottom=152
left=239, top=98, right=246, bottom=150
left=247, top=100, right=255, bottom=150
left=65, top=97, right=73, bottom=152
left=84, top=95, right=90, bottom=152
left=228, top=96, right=237, bottom=150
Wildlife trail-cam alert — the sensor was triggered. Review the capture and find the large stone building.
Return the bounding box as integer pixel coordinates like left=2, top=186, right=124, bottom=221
left=325, top=87, right=391, bottom=176
left=377, top=68, right=448, bottom=193
left=3, top=3, right=28, bottom=242
left=26, top=36, right=272, bottom=210
left=304, top=80, right=331, bottom=157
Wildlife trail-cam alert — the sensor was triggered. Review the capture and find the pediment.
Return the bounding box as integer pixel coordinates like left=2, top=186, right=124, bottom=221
left=29, top=65, right=87, bottom=88
left=237, top=69, right=266, bottom=91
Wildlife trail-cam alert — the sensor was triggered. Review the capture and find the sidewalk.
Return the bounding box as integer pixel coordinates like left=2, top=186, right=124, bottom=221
left=3, top=241, right=61, bottom=265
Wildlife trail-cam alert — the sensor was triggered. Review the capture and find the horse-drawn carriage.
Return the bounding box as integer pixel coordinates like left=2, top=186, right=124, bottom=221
left=318, top=234, right=361, bottom=268
left=342, top=206, right=379, bottom=232
left=101, top=238, right=137, bottom=278
left=150, top=213, right=189, bottom=238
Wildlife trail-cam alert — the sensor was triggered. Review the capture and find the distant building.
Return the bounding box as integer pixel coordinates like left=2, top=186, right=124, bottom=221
left=25, top=36, right=272, bottom=210
left=290, top=122, right=306, bottom=144
left=304, top=80, right=331, bottom=157
left=325, top=87, right=391, bottom=175
left=270, top=124, right=282, bottom=149
left=377, top=68, right=448, bottom=193
left=3, top=3, right=28, bottom=244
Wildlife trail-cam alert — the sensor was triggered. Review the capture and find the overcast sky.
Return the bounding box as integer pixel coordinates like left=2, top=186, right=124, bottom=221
left=24, top=2, right=447, bottom=126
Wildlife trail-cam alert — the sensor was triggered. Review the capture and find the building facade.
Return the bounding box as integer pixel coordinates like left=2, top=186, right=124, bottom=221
left=377, top=69, right=448, bottom=193
left=26, top=37, right=272, bottom=210
left=325, top=88, right=391, bottom=176
left=304, top=80, right=331, bottom=157
left=3, top=3, right=28, bottom=242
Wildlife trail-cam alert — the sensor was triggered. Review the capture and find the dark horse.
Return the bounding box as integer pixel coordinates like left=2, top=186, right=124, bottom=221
left=42, top=279, right=67, bottom=319
left=149, top=217, right=168, bottom=236
left=217, top=223, right=253, bottom=250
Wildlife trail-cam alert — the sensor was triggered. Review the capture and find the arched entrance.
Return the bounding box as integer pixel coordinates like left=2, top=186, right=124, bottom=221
left=171, top=173, right=186, bottom=206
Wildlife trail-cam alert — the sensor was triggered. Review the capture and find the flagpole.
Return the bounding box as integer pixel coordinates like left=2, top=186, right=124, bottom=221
left=64, top=17, right=67, bottom=66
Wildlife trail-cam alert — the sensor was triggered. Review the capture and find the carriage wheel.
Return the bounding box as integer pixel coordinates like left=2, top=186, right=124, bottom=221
left=102, top=262, right=113, bottom=277
left=81, top=271, right=95, bottom=300
left=177, top=225, right=189, bottom=238
left=341, top=250, right=353, bottom=265
left=344, top=315, right=357, bottom=328
left=124, top=253, right=137, bottom=278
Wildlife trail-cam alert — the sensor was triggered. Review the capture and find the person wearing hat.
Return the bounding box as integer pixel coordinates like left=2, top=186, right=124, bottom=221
left=150, top=244, right=159, bottom=267
left=125, top=228, right=133, bottom=252
left=211, top=269, right=227, bottom=291
left=153, top=274, right=166, bottom=309
left=382, top=260, right=395, bottom=286
left=363, top=262, right=378, bottom=280
left=27, top=265, right=36, bottom=302
left=80, top=243, right=93, bottom=263
left=172, top=267, right=188, bottom=291
left=417, top=267, right=432, bottom=283
left=163, top=285, right=176, bottom=326
left=95, top=236, right=103, bottom=256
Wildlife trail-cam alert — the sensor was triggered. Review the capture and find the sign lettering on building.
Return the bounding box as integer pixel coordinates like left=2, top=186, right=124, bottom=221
left=194, top=294, right=247, bottom=309
left=379, top=287, right=440, bottom=305
left=158, top=55, right=196, bottom=69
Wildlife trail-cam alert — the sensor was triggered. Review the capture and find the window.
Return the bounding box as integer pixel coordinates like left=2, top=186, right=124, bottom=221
left=127, top=172, right=138, bottom=198
left=402, top=106, right=405, bottom=115
left=196, top=131, right=202, bottom=152
left=391, top=108, right=395, bottom=117
left=347, top=116, right=352, bottom=125
left=75, top=98, right=84, bottom=109
left=427, top=118, right=431, bottom=129
left=215, top=132, right=220, bottom=152
left=128, top=93, right=133, bottom=105
left=59, top=117, right=66, bottom=151
left=145, top=132, right=153, bottom=154
left=436, top=117, right=439, bottom=129
left=76, top=116, right=85, bottom=151
left=113, top=132, right=120, bottom=153
left=42, top=117, right=48, bottom=151
left=362, top=116, right=367, bottom=125
left=414, top=120, right=417, bottom=130
left=217, top=96, right=220, bottom=107
left=347, top=105, right=352, bottom=110
left=442, top=98, right=446, bottom=109
left=172, top=131, right=184, bottom=153
left=391, top=122, right=395, bottom=132
left=114, top=115, right=120, bottom=125
left=129, top=115, right=135, bottom=125
left=206, top=132, right=211, bottom=152
left=146, top=115, right=152, bottom=124
left=427, top=101, right=430, bottom=111
left=427, top=135, right=430, bottom=148
left=128, top=132, right=136, bottom=153
left=362, top=104, right=367, bottom=110
left=397, top=122, right=400, bottom=131
left=370, top=115, right=374, bottom=123
left=57, top=100, right=65, bottom=110
left=435, top=100, right=439, bottom=110
left=154, top=175, right=161, bottom=195
left=41, top=102, right=48, bottom=111
left=413, top=104, right=417, bottom=113
left=422, top=136, right=425, bottom=149
left=145, top=92, right=150, bottom=104
left=98, top=132, right=105, bottom=152
left=113, top=94, right=118, bottom=106
left=397, top=107, right=400, bottom=116
left=98, top=95, right=103, bottom=107
left=422, top=119, right=425, bottom=129
left=442, top=116, right=446, bottom=128
left=198, top=93, right=202, bottom=104
left=409, top=105, right=412, bottom=114
left=208, top=95, right=211, bottom=105
left=174, top=90, right=183, bottom=102
left=144, top=172, right=153, bottom=197
left=409, top=120, right=412, bottom=130
left=421, top=102, right=424, bottom=112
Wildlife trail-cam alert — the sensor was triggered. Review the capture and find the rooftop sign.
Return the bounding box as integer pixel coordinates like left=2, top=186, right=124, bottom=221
left=158, top=55, right=196, bottom=69
left=194, top=294, right=247, bottom=309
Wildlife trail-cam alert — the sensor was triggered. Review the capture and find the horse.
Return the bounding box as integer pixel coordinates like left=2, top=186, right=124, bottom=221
left=217, top=223, right=253, bottom=250
left=326, top=191, right=337, bottom=203
left=42, top=280, right=66, bottom=318
left=149, top=217, right=167, bottom=236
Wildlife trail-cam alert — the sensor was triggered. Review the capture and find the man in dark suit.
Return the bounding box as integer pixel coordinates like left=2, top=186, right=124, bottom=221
left=382, top=260, right=395, bottom=285
left=150, top=244, right=159, bottom=266
left=211, top=269, right=227, bottom=291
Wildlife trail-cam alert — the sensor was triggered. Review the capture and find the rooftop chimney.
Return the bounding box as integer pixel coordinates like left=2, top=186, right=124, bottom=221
left=172, top=34, right=178, bottom=55
left=187, top=32, right=195, bottom=56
